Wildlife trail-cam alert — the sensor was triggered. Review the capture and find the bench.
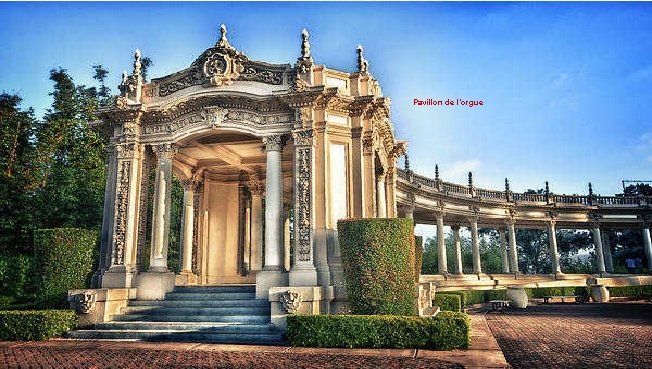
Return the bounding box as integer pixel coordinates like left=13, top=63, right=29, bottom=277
left=542, top=295, right=587, bottom=304
left=489, top=300, right=510, bottom=312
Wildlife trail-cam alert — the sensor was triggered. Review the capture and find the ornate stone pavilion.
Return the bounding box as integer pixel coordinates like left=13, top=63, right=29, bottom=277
left=78, top=25, right=652, bottom=333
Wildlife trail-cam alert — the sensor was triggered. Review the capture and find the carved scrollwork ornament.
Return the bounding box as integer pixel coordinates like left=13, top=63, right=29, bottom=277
left=73, top=291, right=97, bottom=314
left=280, top=290, right=302, bottom=314
left=248, top=176, right=265, bottom=196
left=151, top=143, right=177, bottom=160
left=262, top=134, right=287, bottom=151
left=292, top=129, right=313, bottom=146
left=115, top=143, right=138, bottom=159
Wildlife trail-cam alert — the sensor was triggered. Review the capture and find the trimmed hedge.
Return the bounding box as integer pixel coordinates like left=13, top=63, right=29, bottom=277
left=338, top=218, right=416, bottom=316
left=0, top=310, right=77, bottom=341
left=526, top=287, right=589, bottom=298
left=287, top=312, right=470, bottom=350
left=414, top=235, right=423, bottom=282
left=0, top=254, right=35, bottom=299
left=445, top=289, right=508, bottom=307
left=608, top=286, right=652, bottom=298
left=34, top=229, right=97, bottom=308
left=433, top=293, right=461, bottom=312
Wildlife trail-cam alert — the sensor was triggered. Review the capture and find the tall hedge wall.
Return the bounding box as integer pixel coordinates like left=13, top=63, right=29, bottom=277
left=338, top=218, right=416, bottom=316
left=414, top=235, right=423, bottom=282
left=34, top=228, right=97, bottom=307
left=0, top=254, right=35, bottom=299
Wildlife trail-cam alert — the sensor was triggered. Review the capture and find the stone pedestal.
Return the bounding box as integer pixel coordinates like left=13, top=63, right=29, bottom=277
left=175, top=271, right=199, bottom=286
left=506, top=287, right=528, bottom=308
left=255, top=270, right=288, bottom=300
left=591, top=285, right=610, bottom=302
left=417, top=282, right=436, bottom=316
left=136, top=271, right=176, bottom=300
left=68, top=288, right=136, bottom=328
left=268, top=286, right=334, bottom=330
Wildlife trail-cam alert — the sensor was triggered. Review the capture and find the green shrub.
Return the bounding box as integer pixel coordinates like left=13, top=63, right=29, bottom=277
left=414, top=235, right=423, bottom=282
left=0, top=254, right=35, bottom=298
left=0, top=310, right=77, bottom=340
left=608, top=286, right=652, bottom=298
left=338, top=218, right=416, bottom=316
left=433, top=293, right=461, bottom=312
left=287, top=312, right=470, bottom=350
left=34, top=228, right=97, bottom=308
left=485, top=289, right=507, bottom=301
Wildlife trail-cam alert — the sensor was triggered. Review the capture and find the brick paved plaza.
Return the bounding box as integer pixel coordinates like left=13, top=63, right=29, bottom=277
left=486, top=302, right=652, bottom=369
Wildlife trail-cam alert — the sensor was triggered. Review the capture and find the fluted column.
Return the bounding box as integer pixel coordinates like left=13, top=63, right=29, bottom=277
left=180, top=180, right=195, bottom=274
left=548, top=221, right=562, bottom=274
left=263, top=135, right=285, bottom=270
left=470, top=217, right=481, bottom=274
left=451, top=225, right=463, bottom=274
left=249, top=178, right=264, bottom=271
left=602, top=229, right=614, bottom=273
left=507, top=221, right=520, bottom=273
left=436, top=213, right=447, bottom=274
left=643, top=225, right=652, bottom=272
left=591, top=225, right=607, bottom=274
left=376, top=172, right=387, bottom=218
left=499, top=228, right=510, bottom=273
left=149, top=143, right=175, bottom=272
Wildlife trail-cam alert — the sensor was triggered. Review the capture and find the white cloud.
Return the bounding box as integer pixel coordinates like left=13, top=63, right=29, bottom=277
left=441, top=159, right=481, bottom=181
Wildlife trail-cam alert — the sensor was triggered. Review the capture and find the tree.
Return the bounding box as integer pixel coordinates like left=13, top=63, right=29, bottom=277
left=0, top=94, right=38, bottom=253
left=141, top=57, right=153, bottom=82
left=92, top=65, right=111, bottom=105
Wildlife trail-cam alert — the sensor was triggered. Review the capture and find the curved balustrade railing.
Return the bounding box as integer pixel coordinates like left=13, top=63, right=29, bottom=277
left=397, top=168, right=652, bottom=207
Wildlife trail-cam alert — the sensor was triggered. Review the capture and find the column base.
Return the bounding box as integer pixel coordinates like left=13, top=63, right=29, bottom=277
left=100, top=266, right=137, bottom=288
left=289, top=265, right=318, bottom=286
left=255, top=270, right=288, bottom=300
left=136, top=271, right=175, bottom=300
left=268, top=286, right=334, bottom=330
left=175, top=271, right=199, bottom=286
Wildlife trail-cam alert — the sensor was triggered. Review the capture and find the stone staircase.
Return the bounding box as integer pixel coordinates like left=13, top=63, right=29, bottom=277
left=67, top=285, right=285, bottom=344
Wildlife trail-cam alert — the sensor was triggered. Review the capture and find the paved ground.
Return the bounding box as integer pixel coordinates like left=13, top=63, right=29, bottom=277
left=485, top=301, right=652, bottom=369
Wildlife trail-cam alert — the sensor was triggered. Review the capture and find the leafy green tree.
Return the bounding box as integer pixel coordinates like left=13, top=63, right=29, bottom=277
left=0, top=94, right=38, bottom=253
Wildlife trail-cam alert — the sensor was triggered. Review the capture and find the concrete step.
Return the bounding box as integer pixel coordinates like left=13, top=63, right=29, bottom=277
left=66, top=330, right=285, bottom=344
left=112, top=314, right=271, bottom=324
left=164, top=292, right=256, bottom=301
left=128, top=299, right=269, bottom=308
left=94, top=321, right=278, bottom=334
left=120, top=306, right=270, bottom=316
left=172, top=286, right=255, bottom=293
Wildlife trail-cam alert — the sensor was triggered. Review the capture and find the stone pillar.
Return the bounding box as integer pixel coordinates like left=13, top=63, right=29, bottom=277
left=643, top=225, right=652, bottom=272
left=602, top=229, right=614, bottom=273
left=256, top=135, right=289, bottom=299
left=178, top=179, right=198, bottom=284
left=592, top=226, right=607, bottom=274
left=100, top=141, right=144, bottom=289
left=243, top=198, right=251, bottom=273
left=436, top=213, right=447, bottom=274
left=499, top=228, right=510, bottom=273
left=284, top=207, right=291, bottom=272
left=548, top=221, right=562, bottom=274
left=93, top=145, right=118, bottom=287
left=451, top=225, right=463, bottom=274
left=507, top=221, right=520, bottom=273
left=470, top=217, right=482, bottom=274
left=136, top=143, right=176, bottom=300
left=376, top=172, right=387, bottom=218
left=249, top=179, right=264, bottom=272
left=288, top=129, right=318, bottom=287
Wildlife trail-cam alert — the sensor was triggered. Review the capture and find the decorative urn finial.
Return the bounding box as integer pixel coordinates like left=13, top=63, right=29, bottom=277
left=505, top=178, right=511, bottom=192
left=435, top=164, right=440, bottom=181
left=468, top=172, right=473, bottom=188
left=357, top=44, right=369, bottom=73
left=404, top=153, right=410, bottom=171
left=545, top=181, right=550, bottom=195
left=133, top=49, right=142, bottom=79
left=300, top=28, right=312, bottom=60
left=588, top=182, right=594, bottom=197
left=217, top=24, right=232, bottom=49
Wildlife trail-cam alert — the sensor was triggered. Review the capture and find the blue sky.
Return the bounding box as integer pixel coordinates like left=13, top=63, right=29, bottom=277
left=1, top=1, right=651, bottom=196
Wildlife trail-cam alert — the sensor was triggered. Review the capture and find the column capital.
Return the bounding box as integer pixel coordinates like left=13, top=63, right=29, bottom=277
left=151, top=143, right=177, bottom=160
left=450, top=224, right=461, bottom=232
left=115, top=142, right=140, bottom=159
left=262, top=134, right=288, bottom=151
left=291, top=129, right=314, bottom=146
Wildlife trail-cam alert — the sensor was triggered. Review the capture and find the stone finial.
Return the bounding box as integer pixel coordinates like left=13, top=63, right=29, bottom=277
left=468, top=172, right=474, bottom=188
left=404, top=153, right=410, bottom=171
left=217, top=24, right=233, bottom=49
left=121, top=70, right=128, bottom=85
left=357, top=44, right=369, bottom=73
left=545, top=181, right=550, bottom=195
left=505, top=178, right=511, bottom=192
left=300, top=28, right=312, bottom=60
left=133, top=49, right=142, bottom=79
left=588, top=182, right=594, bottom=197
left=435, top=165, right=440, bottom=181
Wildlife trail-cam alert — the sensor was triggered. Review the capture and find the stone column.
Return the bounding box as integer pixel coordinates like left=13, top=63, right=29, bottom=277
left=284, top=206, right=291, bottom=272
left=602, top=229, right=614, bottom=273
left=507, top=221, right=520, bottom=273
left=499, top=228, right=510, bottom=273
left=548, top=221, right=562, bottom=274
left=249, top=178, right=264, bottom=272
left=178, top=179, right=198, bottom=284
left=136, top=143, right=176, bottom=300
left=451, top=225, right=463, bottom=274
left=256, top=135, right=289, bottom=299
left=592, top=225, right=607, bottom=274
left=243, top=198, right=251, bottom=273
left=470, top=217, right=482, bottom=274
left=94, top=145, right=118, bottom=287
left=643, top=225, right=652, bottom=272
left=436, top=213, right=447, bottom=274
left=376, top=172, right=387, bottom=218
left=289, top=129, right=318, bottom=287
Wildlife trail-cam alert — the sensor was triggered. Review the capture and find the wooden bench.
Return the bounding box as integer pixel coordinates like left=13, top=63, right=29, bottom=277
left=542, top=295, right=587, bottom=304
left=489, top=300, right=510, bottom=312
